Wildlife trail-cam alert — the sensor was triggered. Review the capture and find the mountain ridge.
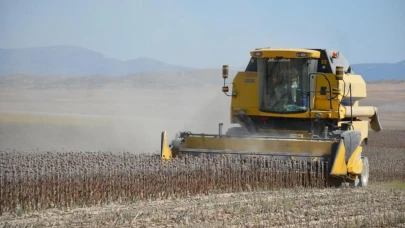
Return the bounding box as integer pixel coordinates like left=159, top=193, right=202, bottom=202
left=0, top=45, right=404, bottom=81
left=0, top=45, right=193, bottom=76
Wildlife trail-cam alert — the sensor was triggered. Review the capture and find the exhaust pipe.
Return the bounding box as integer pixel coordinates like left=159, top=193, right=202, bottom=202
left=218, top=123, right=223, bottom=136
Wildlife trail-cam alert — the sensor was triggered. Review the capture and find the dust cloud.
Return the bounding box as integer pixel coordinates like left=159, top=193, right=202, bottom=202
left=1, top=75, right=403, bottom=154
left=0, top=77, right=238, bottom=154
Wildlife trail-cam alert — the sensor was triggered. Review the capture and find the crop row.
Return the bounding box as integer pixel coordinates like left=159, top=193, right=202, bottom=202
left=1, top=147, right=404, bottom=215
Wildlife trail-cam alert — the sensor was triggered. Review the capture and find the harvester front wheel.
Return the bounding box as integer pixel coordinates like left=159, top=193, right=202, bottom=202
left=359, top=156, right=369, bottom=187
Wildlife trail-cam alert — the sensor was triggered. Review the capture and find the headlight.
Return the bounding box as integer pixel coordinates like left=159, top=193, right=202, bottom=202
left=315, top=113, right=322, bottom=119
left=239, top=109, right=246, bottom=116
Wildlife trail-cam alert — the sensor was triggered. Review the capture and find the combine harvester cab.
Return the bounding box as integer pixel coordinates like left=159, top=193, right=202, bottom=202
left=161, top=48, right=382, bottom=187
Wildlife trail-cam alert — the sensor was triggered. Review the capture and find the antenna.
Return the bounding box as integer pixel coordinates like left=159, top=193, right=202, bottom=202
left=349, top=83, right=353, bottom=126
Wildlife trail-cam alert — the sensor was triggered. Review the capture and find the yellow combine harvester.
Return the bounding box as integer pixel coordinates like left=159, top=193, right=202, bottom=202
left=161, top=47, right=382, bottom=187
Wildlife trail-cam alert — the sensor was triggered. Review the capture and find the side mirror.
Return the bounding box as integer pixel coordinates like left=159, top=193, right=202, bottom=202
left=222, top=65, right=228, bottom=79
left=222, top=64, right=234, bottom=97
left=336, top=66, right=343, bottom=80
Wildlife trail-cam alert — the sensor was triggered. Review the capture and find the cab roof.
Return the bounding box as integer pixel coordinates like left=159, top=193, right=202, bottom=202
left=250, top=48, right=321, bottom=59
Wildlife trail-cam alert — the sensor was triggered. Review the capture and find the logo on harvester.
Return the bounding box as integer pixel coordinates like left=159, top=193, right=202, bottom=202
left=296, top=52, right=308, bottom=57
left=253, top=52, right=262, bottom=57
left=268, top=58, right=290, bottom=62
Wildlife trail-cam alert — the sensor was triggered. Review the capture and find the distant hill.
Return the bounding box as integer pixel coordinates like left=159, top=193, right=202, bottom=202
left=0, top=45, right=192, bottom=76
left=352, top=60, right=405, bottom=81
left=0, top=45, right=404, bottom=82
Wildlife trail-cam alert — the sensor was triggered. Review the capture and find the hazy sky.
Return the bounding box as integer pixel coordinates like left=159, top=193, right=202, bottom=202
left=1, top=0, right=404, bottom=68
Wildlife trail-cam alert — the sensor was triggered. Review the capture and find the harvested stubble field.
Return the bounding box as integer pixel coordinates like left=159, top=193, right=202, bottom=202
left=1, top=186, right=405, bottom=228
left=1, top=130, right=405, bottom=227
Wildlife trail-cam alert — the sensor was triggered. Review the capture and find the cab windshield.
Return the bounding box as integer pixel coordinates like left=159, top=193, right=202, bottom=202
left=258, top=58, right=317, bottom=113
